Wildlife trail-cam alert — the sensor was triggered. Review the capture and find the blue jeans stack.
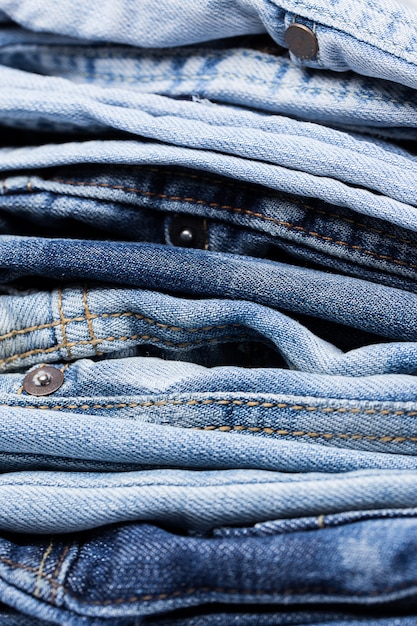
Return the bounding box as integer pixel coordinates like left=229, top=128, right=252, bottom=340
left=0, top=0, right=416, bottom=623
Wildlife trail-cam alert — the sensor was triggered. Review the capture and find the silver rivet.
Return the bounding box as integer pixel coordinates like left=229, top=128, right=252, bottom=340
left=33, top=370, right=52, bottom=387
left=178, top=228, right=194, bottom=243
left=23, top=366, right=65, bottom=396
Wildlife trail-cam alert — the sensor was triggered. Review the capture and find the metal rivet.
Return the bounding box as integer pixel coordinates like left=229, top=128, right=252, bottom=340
left=178, top=228, right=194, bottom=244
left=285, top=24, right=318, bottom=60
left=23, top=366, right=64, bottom=396
left=169, top=215, right=207, bottom=249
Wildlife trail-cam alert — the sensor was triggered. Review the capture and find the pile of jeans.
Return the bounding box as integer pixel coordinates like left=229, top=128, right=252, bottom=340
left=0, top=0, right=416, bottom=623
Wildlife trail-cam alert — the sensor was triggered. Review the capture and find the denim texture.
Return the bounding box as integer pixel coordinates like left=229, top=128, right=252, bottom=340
left=1, top=0, right=417, bottom=90
left=0, top=0, right=417, bottom=622
left=3, top=513, right=417, bottom=624
left=0, top=30, right=416, bottom=138
left=2, top=165, right=417, bottom=293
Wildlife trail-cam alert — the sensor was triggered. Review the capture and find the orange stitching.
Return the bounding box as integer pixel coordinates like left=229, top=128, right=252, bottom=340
left=2, top=332, right=250, bottom=365
left=0, top=310, right=242, bottom=343
left=134, top=167, right=416, bottom=246
left=194, top=424, right=417, bottom=443
left=50, top=545, right=71, bottom=605
left=0, top=554, right=59, bottom=584
left=57, top=289, right=72, bottom=360
left=83, top=286, right=101, bottom=357
left=49, top=178, right=417, bottom=271
left=5, top=397, right=417, bottom=419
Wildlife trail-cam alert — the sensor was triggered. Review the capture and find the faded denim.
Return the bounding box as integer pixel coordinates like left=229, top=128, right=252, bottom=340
left=0, top=0, right=416, bottom=621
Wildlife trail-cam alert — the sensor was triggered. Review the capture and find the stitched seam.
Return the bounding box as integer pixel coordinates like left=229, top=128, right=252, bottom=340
left=48, top=179, right=417, bottom=270
left=136, top=168, right=417, bottom=245
left=50, top=545, right=71, bottom=606
left=3, top=398, right=417, bottom=418
left=114, top=167, right=417, bottom=246
left=83, top=286, right=101, bottom=357
left=194, top=424, right=416, bottom=443
left=0, top=311, right=242, bottom=343
left=33, top=540, right=54, bottom=598
left=1, top=332, right=250, bottom=365
left=21, top=169, right=417, bottom=246
left=57, top=289, right=72, bottom=360
left=0, top=555, right=60, bottom=583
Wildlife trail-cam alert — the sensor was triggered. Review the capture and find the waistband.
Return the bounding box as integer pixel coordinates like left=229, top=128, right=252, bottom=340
left=0, top=33, right=416, bottom=137
left=0, top=0, right=416, bottom=90
left=2, top=164, right=417, bottom=294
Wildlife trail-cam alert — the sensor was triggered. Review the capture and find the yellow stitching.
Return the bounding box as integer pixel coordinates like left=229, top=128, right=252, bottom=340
left=50, top=544, right=71, bottom=605
left=83, top=285, right=101, bottom=356
left=317, top=515, right=325, bottom=528
left=34, top=539, right=54, bottom=598
left=5, top=397, right=417, bottom=421
left=2, top=332, right=250, bottom=365
left=57, top=289, right=72, bottom=360
left=195, top=424, right=417, bottom=443
left=0, top=310, right=242, bottom=343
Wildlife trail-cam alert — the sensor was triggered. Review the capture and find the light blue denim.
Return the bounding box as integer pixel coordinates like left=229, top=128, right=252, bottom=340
left=4, top=284, right=417, bottom=376
left=4, top=467, right=417, bottom=533
left=0, top=28, right=416, bottom=138
left=2, top=243, right=417, bottom=344
left=0, top=0, right=416, bottom=90
left=0, top=0, right=417, bottom=621
left=0, top=71, right=416, bottom=208
left=1, top=135, right=416, bottom=238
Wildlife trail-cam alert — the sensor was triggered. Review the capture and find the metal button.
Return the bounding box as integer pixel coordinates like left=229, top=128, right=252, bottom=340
left=23, top=366, right=64, bottom=396
left=169, top=215, right=207, bottom=249
left=178, top=228, right=194, bottom=244
left=285, top=24, right=318, bottom=60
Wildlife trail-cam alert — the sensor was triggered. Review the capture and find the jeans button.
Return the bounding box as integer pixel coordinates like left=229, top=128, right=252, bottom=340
left=169, top=215, right=207, bottom=249
left=23, top=366, right=64, bottom=396
left=285, top=24, right=318, bottom=60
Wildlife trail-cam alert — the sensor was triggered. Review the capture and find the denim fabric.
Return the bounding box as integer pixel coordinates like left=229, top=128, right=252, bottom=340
left=0, top=31, right=416, bottom=138
left=2, top=165, right=417, bottom=293
left=2, top=243, right=417, bottom=345
left=0, top=77, right=416, bottom=211
left=1, top=137, right=416, bottom=241
left=1, top=0, right=417, bottom=621
left=1, top=0, right=417, bottom=90
left=4, top=513, right=417, bottom=624
left=5, top=284, right=417, bottom=375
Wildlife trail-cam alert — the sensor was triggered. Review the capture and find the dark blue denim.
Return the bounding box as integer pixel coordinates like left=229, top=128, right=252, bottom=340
left=2, top=165, right=417, bottom=294
left=2, top=237, right=417, bottom=344
left=2, top=511, right=417, bottom=624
